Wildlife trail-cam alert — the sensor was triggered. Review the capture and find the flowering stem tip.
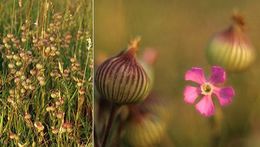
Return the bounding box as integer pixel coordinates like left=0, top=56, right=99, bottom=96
left=128, top=37, right=141, bottom=55
left=184, top=66, right=235, bottom=117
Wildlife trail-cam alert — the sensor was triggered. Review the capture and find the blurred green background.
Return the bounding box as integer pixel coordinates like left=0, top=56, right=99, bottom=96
left=95, top=0, right=260, bottom=147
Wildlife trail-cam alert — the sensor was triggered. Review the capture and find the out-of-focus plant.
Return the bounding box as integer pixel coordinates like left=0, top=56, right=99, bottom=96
left=206, top=13, right=256, bottom=72
left=190, top=12, right=257, bottom=147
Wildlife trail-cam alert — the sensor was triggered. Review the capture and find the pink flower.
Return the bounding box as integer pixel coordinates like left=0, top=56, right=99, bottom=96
left=184, top=66, right=235, bottom=117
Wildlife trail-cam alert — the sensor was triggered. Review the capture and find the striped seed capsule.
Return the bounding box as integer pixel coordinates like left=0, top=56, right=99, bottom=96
left=140, top=92, right=171, bottom=124
left=123, top=114, right=166, bottom=147
left=95, top=39, right=151, bottom=104
left=206, top=14, right=256, bottom=72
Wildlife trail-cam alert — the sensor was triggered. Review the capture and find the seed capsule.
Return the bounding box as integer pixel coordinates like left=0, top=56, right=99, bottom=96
left=95, top=39, right=151, bottom=104
left=206, top=14, right=256, bottom=72
left=140, top=92, right=171, bottom=124
left=123, top=114, right=166, bottom=147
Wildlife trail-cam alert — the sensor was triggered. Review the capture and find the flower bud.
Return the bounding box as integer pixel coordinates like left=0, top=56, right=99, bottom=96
left=206, top=14, right=256, bottom=72
left=95, top=39, right=151, bottom=104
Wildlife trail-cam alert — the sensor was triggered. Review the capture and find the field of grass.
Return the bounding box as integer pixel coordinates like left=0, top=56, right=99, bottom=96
left=95, top=0, right=260, bottom=147
left=0, top=0, right=93, bottom=146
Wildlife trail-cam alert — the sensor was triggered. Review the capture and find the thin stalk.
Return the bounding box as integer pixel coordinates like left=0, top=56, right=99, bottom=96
left=94, top=125, right=101, bottom=147
left=102, top=104, right=119, bottom=147
left=112, top=118, right=125, bottom=147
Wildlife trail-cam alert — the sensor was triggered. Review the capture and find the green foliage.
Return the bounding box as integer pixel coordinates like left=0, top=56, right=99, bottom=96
left=0, top=0, right=93, bottom=146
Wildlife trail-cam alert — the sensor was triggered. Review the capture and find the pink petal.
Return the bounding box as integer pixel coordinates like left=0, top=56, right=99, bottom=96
left=142, top=48, right=158, bottom=65
left=195, top=96, right=215, bottom=117
left=185, top=67, right=206, bottom=84
left=184, top=86, right=200, bottom=104
left=214, top=87, right=234, bottom=106
left=209, top=66, right=226, bottom=84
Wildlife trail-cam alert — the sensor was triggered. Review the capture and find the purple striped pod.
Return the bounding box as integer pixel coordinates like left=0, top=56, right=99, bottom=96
left=123, top=113, right=166, bottom=147
left=206, top=14, right=256, bottom=72
left=95, top=40, right=151, bottom=104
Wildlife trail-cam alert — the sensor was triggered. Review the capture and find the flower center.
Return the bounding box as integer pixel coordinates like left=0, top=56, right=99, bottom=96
left=201, top=82, right=213, bottom=95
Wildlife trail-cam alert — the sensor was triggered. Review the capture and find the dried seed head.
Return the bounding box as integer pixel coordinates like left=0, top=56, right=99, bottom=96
left=50, top=37, right=55, bottom=42
left=62, top=122, right=73, bottom=133
left=21, top=38, right=27, bottom=42
left=55, top=51, right=60, bottom=56
left=34, top=121, right=44, bottom=132
left=15, top=71, right=23, bottom=76
left=51, top=46, right=57, bottom=51
left=70, top=57, right=76, bottom=63
left=51, top=127, right=59, bottom=134
left=63, top=69, right=70, bottom=77
left=21, top=25, right=26, bottom=31
left=39, top=80, right=46, bottom=86
left=8, top=63, right=15, bottom=69
left=37, top=76, right=44, bottom=81
left=11, top=37, right=16, bottom=42
left=33, top=38, right=38, bottom=43
left=13, top=55, right=20, bottom=61
left=9, top=132, right=19, bottom=140
left=59, top=98, right=64, bottom=105
left=4, top=43, right=11, bottom=49
left=56, top=111, right=64, bottom=119
left=55, top=101, right=61, bottom=106
left=7, top=97, right=14, bottom=104
left=51, top=90, right=60, bottom=98
left=29, top=85, right=35, bottom=90
left=9, top=89, right=15, bottom=95
left=3, top=37, right=9, bottom=44
left=77, top=81, right=83, bottom=87
left=7, top=33, right=14, bottom=39
left=65, top=33, right=72, bottom=40
left=60, top=127, right=67, bottom=133
left=20, top=75, right=26, bottom=80
left=46, top=106, right=55, bottom=112
left=79, top=88, right=85, bottom=95
left=45, top=47, right=51, bottom=54
left=20, top=88, right=26, bottom=94
left=36, top=63, right=44, bottom=70
left=6, top=55, right=13, bottom=59
left=51, top=93, right=57, bottom=98
left=30, top=69, right=37, bottom=75
left=24, top=113, right=31, bottom=120
left=16, top=61, right=22, bottom=66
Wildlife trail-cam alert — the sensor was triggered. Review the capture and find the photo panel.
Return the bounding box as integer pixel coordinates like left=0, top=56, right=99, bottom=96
left=94, top=0, right=259, bottom=147
left=0, top=0, right=93, bottom=146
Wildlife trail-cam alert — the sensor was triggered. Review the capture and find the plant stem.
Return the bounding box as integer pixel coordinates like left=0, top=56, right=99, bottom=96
left=102, top=104, right=119, bottom=147
left=210, top=106, right=223, bottom=147
left=112, top=118, right=125, bottom=147
left=94, top=125, right=101, bottom=147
